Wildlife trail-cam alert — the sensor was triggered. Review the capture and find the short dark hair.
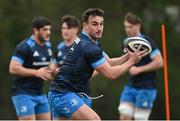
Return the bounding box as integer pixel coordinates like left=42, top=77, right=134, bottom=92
left=82, top=8, right=104, bottom=23
left=124, top=13, right=141, bottom=25
left=32, top=17, right=51, bottom=29
left=61, top=15, right=79, bottom=28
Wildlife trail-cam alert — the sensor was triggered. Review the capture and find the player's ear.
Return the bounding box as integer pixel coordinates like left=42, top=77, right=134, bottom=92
left=33, top=28, right=39, bottom=35
left=137, top=23, right=141, bottom=29
left=75, top=27, right=79, bottom=34
left=83, top=22, right=88, bottom=31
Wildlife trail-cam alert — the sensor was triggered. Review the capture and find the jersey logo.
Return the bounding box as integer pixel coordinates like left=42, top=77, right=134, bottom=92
left=20, top=106, right=27, bottom=113
left=71, top=47, right=74, bottom=51
left=75, top=37, right=80, bottom=44
left=33, top=51, right=39, bottom=57
left=59, top=60, right=63, bottom=65
left=142, top=101, right=148, bottom=107
left=71, top=99, right=78, bottom=106
left=63, top=106, right=70, bottom=113
left=47, top=48, right=52, bottom=56
left=42, top=57, right=47, bottom=62
left=63, top=55, right=66, bottom=59
left=57, top=51, right=62, bottom=57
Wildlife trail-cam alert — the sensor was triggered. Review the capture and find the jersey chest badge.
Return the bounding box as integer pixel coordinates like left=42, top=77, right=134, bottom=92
left=33, top=51, right=39, bottom=57
left=42, top=57, right=47, bottom=62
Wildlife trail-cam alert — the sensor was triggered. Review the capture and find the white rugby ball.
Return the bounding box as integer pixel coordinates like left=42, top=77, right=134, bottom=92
left=123, top=37, right=152, bottom=56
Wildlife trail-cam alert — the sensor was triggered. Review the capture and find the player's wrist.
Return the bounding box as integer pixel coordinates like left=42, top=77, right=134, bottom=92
left=138, top=66, right=143, bottom=73
left=33, top=69, right=38, bottom=77
left=122, top=53, right=129, bottom=62
left=126, top=59, right=135, bottom=67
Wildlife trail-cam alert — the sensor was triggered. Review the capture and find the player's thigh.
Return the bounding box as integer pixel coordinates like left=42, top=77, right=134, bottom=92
left=71, top=104, right=100, bottom=120
left=35, top=95, right=51, bottom=120
left=48, top=91, right=96, bottom=119
left=78, top=93, right=92, bottom=107
left=11, top=94, right=36, bottom=119
left=36, top=112, right=51, bottom=120
left=54, top=117, right=69, bottom=120
left=18, top=115, right=36, bottom=120
left=134, top=89, right=157, bottom=120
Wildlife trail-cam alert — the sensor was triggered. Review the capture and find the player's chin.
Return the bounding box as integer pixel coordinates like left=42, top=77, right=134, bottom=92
left=95, top=34, right=102, bottom=39
left=44, top=38, right=50, bottom=41
left=44, top=36, right=50, bottom=41
left=128, top=34, right=134, bottom=37
left=63, top=36, right=69, bottom=41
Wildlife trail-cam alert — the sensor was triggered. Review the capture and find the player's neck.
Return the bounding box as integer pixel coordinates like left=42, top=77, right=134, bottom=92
left=82, top=30, right=98, bottom=43
left=64, top=35, right=77, bottom=46
left=32, top=35, right=45, bottom=45
left=135, top=31, right=141, bottom=37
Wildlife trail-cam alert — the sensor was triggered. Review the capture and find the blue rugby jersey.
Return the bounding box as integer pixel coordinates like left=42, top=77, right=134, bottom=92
left=50, top=32, right=106, bottom=95
left=55, top=41, right=72, bottom=66
left=126, top=33, right=161, bottom=89
left=11, top=36, right=53, bottom=95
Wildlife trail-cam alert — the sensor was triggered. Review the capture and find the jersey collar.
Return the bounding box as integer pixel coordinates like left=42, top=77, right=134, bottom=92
left=138, top=33, right=145, bottom=38
left=30, top=35, right=51, bottom=47
left=82, top=31, right=98, bottom=45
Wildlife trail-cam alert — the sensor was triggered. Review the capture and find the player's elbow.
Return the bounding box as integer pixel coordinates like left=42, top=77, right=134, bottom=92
left=9, top=65, right=16, bottom=74
left=157, top=59, right=164, bottom=68
left=159, top=60, right=164, bottom=68
left=9, top=63, right=18, bottom=75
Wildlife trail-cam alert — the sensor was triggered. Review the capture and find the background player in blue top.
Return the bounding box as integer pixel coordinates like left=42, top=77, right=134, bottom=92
left=48, top=8, right=145, bottom=120
left=118, top=13, right=164, bottom=120
left=9, top=17, right=54, bottom=120
left=55, top=15, right=79, bottom=66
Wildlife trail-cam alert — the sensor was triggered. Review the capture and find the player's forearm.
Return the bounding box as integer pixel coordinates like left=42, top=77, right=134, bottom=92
left=139, top=60, right=163, bottom=73
left=109, top=60, right=134, bottom=80
left=109, top=54, right=129, bottom=66
left=9, top=65, right=36, bottom=77
left=90, top=70, right=99, bottom=80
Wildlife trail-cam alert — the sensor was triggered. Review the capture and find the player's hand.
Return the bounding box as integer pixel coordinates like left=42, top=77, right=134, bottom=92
left=35, top=67, right=53, bottom=81
left=127, top=49, right=142, bottom=65
left=48, top=64, right=60, bottom=77
left=129, top=66, right=142, bottom=76
left=127, top=48, right=147, bottom=65
left=54, top=68, right=60, bottom=75
left=48, top=64, right=56, bottom=74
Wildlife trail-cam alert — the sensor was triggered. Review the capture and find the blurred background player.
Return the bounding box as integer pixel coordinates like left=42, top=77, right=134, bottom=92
left=55, top=15, right=79, bottom=67
left=9, top=17, right=54, bottom=120
left=48, top=8, right=145, bottom=120
left=118, top=12, right=164, bottom=120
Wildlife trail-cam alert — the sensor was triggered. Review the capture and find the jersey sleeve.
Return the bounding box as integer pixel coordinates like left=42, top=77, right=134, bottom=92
left=11, top=43, right=29, bottom=64
left=148, top=38, right=161, bottom=59
left=84, top=44, right=106, bottom=69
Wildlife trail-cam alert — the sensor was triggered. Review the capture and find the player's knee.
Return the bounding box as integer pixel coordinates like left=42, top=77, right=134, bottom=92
left=118, top=102, right=134, bottom=120
left=89, top=113, right=101, bottom=120
left=93, top=115, right=101, bottom=120
left=120, top=113, right=133, bottom=120
left=18, top=115, right=35, bottom=120
left=134, top=110, right=151, bottom=120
